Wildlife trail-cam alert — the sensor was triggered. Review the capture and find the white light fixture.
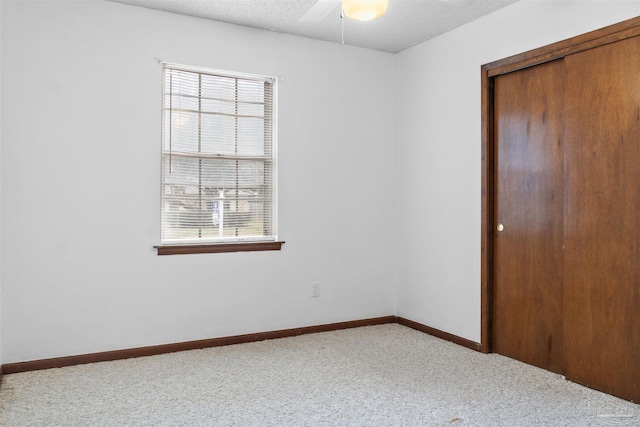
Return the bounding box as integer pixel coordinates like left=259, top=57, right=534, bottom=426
left=342, top=0, right=389, bottom=21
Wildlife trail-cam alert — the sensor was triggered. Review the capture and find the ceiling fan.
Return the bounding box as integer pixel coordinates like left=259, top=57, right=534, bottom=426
left=300, top=0, right=476, bottom=22
left=300, top=0, right=385, bottom=22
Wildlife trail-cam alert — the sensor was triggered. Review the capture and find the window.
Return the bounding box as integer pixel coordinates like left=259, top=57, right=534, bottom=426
left=157, top=64, right=281, bottom=255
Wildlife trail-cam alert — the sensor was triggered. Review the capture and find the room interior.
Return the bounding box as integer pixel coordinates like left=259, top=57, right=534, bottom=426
left=1, top=0, right=640, bottom=417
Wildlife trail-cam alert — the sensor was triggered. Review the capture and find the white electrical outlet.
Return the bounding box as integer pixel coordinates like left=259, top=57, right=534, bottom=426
left=311, top=282, right=321, bottom=298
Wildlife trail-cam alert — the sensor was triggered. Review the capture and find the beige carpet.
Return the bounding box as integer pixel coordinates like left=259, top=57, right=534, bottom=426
left=0, top=324, right=638, bottom=426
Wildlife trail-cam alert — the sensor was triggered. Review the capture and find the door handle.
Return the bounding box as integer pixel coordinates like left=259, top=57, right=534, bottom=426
left=497, top=223, right=504, bottom=232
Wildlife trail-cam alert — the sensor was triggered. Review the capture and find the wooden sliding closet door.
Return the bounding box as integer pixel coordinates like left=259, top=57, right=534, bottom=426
left=493, top=60, right=565, bottom=374
left=562, top=36, right=640, bottom=401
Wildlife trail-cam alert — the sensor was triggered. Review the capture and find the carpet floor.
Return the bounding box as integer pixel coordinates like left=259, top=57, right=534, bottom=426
left=0, top=324, right=638, bottom=426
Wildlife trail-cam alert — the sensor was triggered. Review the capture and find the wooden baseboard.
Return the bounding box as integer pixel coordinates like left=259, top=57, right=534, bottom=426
left=1, top=316, right=396, bottom=375
left=396, top=316, right=482, bottom=352
left=1, top=315, right=481, bottom=374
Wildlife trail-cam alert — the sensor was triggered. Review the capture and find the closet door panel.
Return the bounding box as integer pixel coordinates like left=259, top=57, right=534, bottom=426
left=493, top=59, right=565, bottom=374
left=563, top=36, right=640, bottom=402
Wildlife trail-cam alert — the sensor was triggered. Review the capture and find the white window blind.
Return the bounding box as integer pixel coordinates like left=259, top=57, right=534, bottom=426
left=161, top=65, right=276, bottom=244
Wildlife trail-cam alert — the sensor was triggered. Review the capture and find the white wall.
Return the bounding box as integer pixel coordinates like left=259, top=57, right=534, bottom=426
left=1, top=0, right=395, bottom=363
left=393, top=0, right=640, bottom=343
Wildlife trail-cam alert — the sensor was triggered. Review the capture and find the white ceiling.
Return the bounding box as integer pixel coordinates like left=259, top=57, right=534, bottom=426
left=107, top=0, right=520, bottom=53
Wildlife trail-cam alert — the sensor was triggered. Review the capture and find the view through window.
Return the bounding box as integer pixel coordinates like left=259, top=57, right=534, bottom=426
left=161, top=65, right=276, bottom=245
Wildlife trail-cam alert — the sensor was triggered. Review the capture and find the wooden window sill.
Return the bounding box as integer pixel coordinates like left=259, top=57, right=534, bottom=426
left=155, top=241, right=284, bottom=255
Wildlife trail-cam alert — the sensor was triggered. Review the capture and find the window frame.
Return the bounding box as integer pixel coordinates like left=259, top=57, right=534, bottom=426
left=155, top=63, right=283, bottom=255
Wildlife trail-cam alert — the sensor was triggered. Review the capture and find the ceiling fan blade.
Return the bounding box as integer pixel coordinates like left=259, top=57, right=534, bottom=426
left=300, top=0, right=341, bottom=22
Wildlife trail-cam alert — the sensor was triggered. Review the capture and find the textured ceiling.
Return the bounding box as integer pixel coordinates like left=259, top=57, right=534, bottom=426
left=107, top=0, right=520, bottom=53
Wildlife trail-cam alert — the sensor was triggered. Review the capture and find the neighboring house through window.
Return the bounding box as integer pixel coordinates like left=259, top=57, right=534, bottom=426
left=157, top=64, right=281, bottom=255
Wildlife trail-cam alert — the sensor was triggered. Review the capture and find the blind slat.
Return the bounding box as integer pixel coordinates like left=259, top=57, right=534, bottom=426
left=161, top=65, right=276, bottom=244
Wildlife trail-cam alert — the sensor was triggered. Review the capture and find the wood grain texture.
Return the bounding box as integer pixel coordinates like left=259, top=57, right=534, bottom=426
left=492, top=59, right=565, bottom=374
left=481, top=17, right=640, bottom=398
left=1, top=316, right=396, bottom=374
left=155, top=241, right=284, bottom=255
left=480, top=66, right=495, bottom=354
left=562, top=36, right=640, bottom=403
left=485, top=16, right=640, bottom=77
